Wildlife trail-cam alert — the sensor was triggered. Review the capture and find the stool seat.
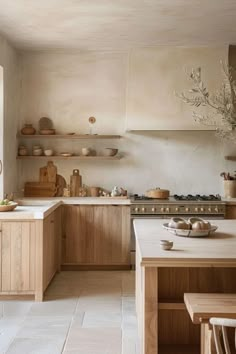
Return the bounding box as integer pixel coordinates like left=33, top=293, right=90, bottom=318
left=184, top=293, right=236, bottom=324
left=184, top=293, right=236, bottom=354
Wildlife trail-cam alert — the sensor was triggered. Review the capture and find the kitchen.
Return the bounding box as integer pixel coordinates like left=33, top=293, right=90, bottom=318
left=1, top=2, right=236, bottom=354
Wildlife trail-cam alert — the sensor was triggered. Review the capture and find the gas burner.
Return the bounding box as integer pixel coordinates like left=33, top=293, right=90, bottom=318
left=173, top=194, right=221, bottom=201
left=132, top=194, right=153, bottom=201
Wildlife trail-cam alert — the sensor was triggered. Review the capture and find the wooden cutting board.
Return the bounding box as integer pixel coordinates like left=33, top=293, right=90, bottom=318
left=39, top=161, right=57, bottom=183
left=55, top=174, right=67, bottom=197
left=24, top=182, right=57, bottom=197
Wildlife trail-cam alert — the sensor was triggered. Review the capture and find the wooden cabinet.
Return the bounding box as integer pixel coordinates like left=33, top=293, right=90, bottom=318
left=0, top=221, right=36, bottom=293
left=225, top=205, right=236, bottom=219
left=0, top=207, right=61, bottom=300
left=62, top=205, right=130, bottom=268
left=43, top=208, right=61, bottom=290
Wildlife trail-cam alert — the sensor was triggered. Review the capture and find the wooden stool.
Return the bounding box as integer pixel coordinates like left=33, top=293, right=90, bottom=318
left=184, top=293, right=236, bottom=354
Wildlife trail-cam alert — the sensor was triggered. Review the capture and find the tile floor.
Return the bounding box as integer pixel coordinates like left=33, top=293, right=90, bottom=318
left=0, top=271, right=139, bottom=354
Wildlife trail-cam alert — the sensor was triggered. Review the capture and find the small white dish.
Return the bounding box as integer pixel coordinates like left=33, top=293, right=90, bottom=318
left=160, top=240, right=173, bottom=250
left=44, top=149, right=53, bottom=156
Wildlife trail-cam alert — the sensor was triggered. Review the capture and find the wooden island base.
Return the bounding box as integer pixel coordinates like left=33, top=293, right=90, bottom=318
left=134, top=219, right=236, bottom=354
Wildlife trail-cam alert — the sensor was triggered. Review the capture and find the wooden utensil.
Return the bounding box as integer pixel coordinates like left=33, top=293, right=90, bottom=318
left=39, top=161, right=57, bottom=183
left=47, top=161, right=57, bottom=183
left=70, top=169, right=82, bottom=197
left=24, top=182, right=57, bottom=197
left=55, top=174, right=67, bottom=197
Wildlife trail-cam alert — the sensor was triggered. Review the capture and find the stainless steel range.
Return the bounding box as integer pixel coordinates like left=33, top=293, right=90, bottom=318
left=130, top=194, right=226, bottom=267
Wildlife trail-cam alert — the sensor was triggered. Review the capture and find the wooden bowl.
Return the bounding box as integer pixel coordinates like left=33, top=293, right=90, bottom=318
left=0, top=202, right=18, bottom=212
left=102, top=148, right=118, bottom=156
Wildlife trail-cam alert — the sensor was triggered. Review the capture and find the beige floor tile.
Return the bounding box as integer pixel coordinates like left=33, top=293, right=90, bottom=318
left=82, top=311, right=121, bottom=328
left=76, top=297, right=121, bottom=313
left=69, top=312, right=85, bottom=329
left=3, top=301, right=33, bottom=317
left=64, top=328, right=122, bottom=353
left=0, top=318, right=24, bottom=354
left=6, top=337, right=65, bottom=354
left=16, top=316, right=71, bottom=338
left=28, top=298, right=78, bottom=317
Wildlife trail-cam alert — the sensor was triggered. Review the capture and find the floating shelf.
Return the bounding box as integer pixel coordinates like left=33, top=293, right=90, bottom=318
left=17, top=155, right=121, bottom=160
left=17, top=134, right=121, bottom=139
left=225, top=156, right=236, bottom=161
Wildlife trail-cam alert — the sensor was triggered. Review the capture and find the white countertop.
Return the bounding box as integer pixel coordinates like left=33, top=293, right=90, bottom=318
left=0, top=197, right=131, bottom=220
left=134, top=219, right=236, bottom=267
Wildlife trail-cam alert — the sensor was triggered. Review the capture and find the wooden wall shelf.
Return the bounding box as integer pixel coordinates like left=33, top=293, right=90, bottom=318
left=17, top=155, right=121, bottom=160
left=18, top=134, right=121, bottom=139
left=225, top=156, right=236, bottom=161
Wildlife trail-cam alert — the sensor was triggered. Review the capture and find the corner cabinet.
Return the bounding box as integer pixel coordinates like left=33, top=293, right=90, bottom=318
left=0, top=207, right=61, bottom=301
left=62, top=205, right=130, bottom=268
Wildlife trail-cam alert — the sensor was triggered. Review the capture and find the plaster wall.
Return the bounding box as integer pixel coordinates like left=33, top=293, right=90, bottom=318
left=18, top=48, right=236, bottom=195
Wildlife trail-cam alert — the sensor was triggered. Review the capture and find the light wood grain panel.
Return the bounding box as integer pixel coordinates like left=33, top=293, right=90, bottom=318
left=0, top=221, right=36, bottom=293
left=43, top=213, right=57, bottom=290
left=143, top=267, right=158, bottom=354
left=225, top=205, right=236, bottom=219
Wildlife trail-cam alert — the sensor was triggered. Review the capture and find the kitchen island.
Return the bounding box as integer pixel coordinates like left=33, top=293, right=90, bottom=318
left=134, top=219, right=236, bottom=354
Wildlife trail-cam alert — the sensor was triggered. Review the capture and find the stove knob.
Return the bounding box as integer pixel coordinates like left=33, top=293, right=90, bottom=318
left=214, top=207, right=219, bottom=213
left=161, top=207, right=165, bottom=212
left=135, top=207, right=139, bottom=212
left=151, top=207, right=156, bottom=212
left=141, top=207, right=146, bottom=212
left=166, top=207, right=170, bottom=212
left=175, top=207, right=179, bottom=212
left=208, top=207, right=212, bottom=212
left=195, top=207, right=199, bottom=212
left=185, top=207, right=190, bottom=212
left=200, top=207, right=204, bottom=212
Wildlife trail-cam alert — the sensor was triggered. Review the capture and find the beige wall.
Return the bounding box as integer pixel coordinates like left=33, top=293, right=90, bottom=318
left=18, top=47, right=236, bottom=195
left=0, top=34, right=19, bottom=197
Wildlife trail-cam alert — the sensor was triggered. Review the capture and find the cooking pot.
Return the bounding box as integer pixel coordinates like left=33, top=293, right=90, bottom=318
left=145, top=187, right=170, bottom=199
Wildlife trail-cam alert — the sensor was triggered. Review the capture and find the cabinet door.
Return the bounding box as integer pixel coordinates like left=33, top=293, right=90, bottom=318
left=43, top=211, right=59, bottom=290
left=225, top=205, right=236, bottom=219
left=94, top=206, right=130, bottom=265
left=0, top=221, right=36, bottom=293
left=63, top=205, right=94, bottom=264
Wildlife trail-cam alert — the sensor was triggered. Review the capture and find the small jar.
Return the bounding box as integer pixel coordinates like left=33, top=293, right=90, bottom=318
left=21, top=124, right=36, bottom=135
left=18, top=145, right=28, bottom=156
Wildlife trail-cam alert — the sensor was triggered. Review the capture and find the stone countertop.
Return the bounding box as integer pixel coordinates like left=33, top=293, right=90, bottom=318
left=0, top=197, right=131, bottom=220
left=134, top=219, right=236, bottom=267
left=0, top=201, right=61, bottom=220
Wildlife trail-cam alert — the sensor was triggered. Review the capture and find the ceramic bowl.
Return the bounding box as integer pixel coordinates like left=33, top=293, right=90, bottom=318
left=44, top=149, right=53, bottom=156
left=82, top=148, right=91, bottom=156
left=102, top=148, right=118, bottom=157
left=160, top=240, right=173, bottom=250
left=33, top=149, right=43, bottom=156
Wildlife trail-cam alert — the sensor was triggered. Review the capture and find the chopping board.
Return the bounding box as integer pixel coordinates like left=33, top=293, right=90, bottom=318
left=39, top=161, right=57, bottom=183
left=70, top=169, right=82, bottom=197
left=55, top=174, right=67, bottom=197
left=24, top=182, right=57, bottom=197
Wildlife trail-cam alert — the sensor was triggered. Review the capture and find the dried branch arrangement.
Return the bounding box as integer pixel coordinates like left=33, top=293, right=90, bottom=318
left=177, top=63, right=236, bottom=141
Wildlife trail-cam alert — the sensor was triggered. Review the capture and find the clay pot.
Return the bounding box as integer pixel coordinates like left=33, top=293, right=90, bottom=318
left=224, top=180, right=236, bottom=198
left=21, top=124, right=36, bottom=135
left=90, top=187, right=100, bottom=197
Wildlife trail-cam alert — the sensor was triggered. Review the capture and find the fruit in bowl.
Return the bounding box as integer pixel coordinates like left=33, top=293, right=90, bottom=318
left=0, top=200, right=18, bottom=211
left=188, top=217, right=211, bottom=230
left=168, top=217, right=191, bottom=230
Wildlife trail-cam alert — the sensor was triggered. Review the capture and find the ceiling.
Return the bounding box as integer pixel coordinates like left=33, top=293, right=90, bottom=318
left=0, top=0, right=236, bottom=51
